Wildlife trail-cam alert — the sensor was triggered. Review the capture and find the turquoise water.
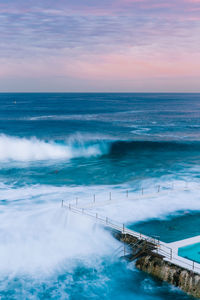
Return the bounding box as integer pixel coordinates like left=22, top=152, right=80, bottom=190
left=130, top=211, right=200, bottom=243
left=179, top=243, right=200, bottom=263
left=0, top=93, right=199, bottom=299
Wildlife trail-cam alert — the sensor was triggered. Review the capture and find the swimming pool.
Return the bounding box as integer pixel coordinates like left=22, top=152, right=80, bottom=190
left=129, top=211, right=200, bottom=243
left=178, top=242, right=200, bottom=263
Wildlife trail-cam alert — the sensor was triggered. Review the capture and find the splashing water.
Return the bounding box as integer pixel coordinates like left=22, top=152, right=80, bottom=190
left=0, top=93, right=199, bottom=299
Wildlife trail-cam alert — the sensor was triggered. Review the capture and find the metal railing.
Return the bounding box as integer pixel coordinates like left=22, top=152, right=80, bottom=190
left=157, top=243, right=200, bottom=273
left=68, top=182, right=193, bottom=209
left=62, top=200, right=200, bottom=275
left=62, top=201, right=160, bottom=244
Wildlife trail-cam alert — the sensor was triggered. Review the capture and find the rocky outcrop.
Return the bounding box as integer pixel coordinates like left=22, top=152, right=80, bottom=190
left=136, top=254, right=200, bottom=298
left=116, top=232, right=138, bottom=245
left=114, top=232, right=200, bottom=298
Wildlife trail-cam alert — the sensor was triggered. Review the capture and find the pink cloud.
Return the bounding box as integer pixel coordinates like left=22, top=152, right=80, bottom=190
left=2, top=49, right=200, bottom=81
left=1, top=49, right=200, bottom=92
left=184, top=0, right=200, bottom=3
left=0, top=0, right=199, bottom=21
left=0, top=0, right=199, bottom=92
left=73, top=53, right=200, bottom=80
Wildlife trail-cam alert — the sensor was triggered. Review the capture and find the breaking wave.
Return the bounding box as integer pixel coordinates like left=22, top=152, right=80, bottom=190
left=0, top=134, right=110, bottom=162
left=0, top=133, right=199, bottom=163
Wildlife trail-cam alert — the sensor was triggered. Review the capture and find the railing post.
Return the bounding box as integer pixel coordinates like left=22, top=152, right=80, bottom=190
left=126, top=190, right=128, bottom=198
left=170, top=248, right=172, bottom=260
left=123, top=223, right=125, bottom=233
left=93, top=194, right=95, bottom=203
left=158, top=185, right=160, bottom=193
left=109, top=192, right=111, bottom=200
left=76, top=197, right=78, bottom=206
left=106, top=217, right=108, bottom=224
left=69, top=203, right=71, bottom=210
left=96, top=213, right=98, bottom=219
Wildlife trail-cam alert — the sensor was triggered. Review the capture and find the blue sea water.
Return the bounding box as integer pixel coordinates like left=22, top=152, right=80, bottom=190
left=0, top=93, right=200, bottom=299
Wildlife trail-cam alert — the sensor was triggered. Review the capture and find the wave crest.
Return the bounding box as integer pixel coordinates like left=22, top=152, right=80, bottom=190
left=0, top=134, right=109, bottom=162
left=1, top=134, right=198, bottom=162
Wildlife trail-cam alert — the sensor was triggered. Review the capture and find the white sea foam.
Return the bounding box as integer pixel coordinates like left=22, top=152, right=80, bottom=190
left=0, top=205, right=119, bottom=277
left=131, top=127, right=151, bottom=135
left=90, top=180, right=200, bottom=224
left=24, top=111, right=139, bottom=122
left=0, top=179, right=200, bottom=278
left=0, top=188, right=119, bottom=277
left=0, top=134, right=109, bottom=162
left=0, top=183, right=121, bottom=277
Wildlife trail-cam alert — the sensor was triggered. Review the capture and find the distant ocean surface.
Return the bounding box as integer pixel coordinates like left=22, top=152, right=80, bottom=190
left=0, top=93, right=200, bottom=299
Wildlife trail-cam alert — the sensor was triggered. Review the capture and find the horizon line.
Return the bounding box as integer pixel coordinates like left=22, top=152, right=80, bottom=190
left=0, top=91, right=200, bottom=94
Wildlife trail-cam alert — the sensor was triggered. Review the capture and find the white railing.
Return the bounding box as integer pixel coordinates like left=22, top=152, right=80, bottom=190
left=62, top=200, right=200, bottom=275
left=157, top=243, right=200, bottom=273
left=68, top=182, right=193, bottom=209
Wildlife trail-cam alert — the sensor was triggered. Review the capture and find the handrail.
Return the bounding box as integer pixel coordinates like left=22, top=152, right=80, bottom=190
left=69, top=182, right=193, bottom=209
left=62, top=201, right=200, bottom=275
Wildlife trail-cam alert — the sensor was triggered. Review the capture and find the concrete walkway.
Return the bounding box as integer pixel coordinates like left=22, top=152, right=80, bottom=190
left=63, top=201, right=200, bottom=275
left=168, top=235, right=200, bottom=254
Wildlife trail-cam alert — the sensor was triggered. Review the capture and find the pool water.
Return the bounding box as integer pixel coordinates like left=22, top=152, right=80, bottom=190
left=129, top=212, right=200, bottom=243
left=178, top=243, right=200, bottom=263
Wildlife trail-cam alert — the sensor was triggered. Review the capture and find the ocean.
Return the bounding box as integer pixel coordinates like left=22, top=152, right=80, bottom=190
left=0, top=93, right=200, bottom=299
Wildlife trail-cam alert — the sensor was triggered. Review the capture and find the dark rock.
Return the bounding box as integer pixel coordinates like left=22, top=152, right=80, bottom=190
left=136, top=254, right=200, bottom=298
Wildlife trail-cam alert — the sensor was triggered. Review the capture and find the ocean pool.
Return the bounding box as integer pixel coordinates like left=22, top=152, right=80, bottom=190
left=178, top=243, right=200, bottom=263
left=129, top=212, right=200, bottom=243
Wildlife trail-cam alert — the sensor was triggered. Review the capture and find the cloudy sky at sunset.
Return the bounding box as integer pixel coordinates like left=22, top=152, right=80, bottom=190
left=1, top=0, right=200, bottom=92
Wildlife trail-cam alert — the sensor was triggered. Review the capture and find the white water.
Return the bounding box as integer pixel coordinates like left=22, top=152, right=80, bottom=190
left=0, top=134, right=109, bottom=162
left=0, top=179, right=200, bottom=278
left=0, top=183, right=120, bottom=277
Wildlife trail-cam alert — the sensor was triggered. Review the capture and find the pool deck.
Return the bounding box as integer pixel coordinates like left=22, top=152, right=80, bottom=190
left=63, top=201, right=200, bottom=274
left=154, top=236, right=200, bottom=274
left=168, top=235, right=200, bottom=253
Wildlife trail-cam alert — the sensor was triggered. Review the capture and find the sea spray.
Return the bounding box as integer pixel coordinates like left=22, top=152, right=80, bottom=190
left=0, top=134, right=110, bottom=162
left=0, top=93, right=199, bottom=300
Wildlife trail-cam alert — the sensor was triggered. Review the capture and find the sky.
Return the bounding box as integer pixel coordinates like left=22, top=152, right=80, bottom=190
left=0, top=0, right=200, bottom=92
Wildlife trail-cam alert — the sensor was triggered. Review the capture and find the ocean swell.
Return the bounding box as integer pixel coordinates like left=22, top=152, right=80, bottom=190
left=0, top=134, right=109, bottom=162
left=109, top=140, right=200, bottom=155
left=1, top=134, right=199, bottom=162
